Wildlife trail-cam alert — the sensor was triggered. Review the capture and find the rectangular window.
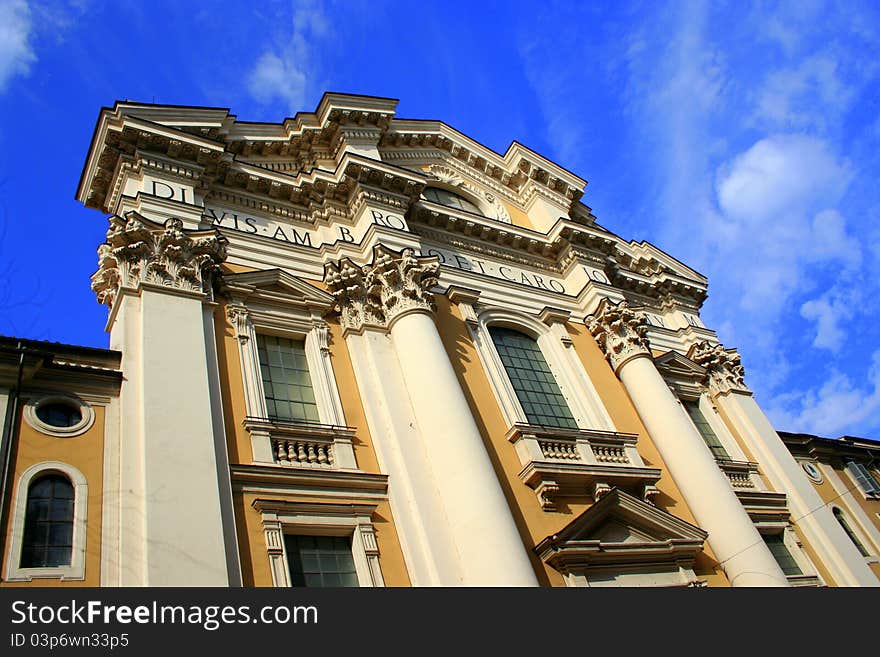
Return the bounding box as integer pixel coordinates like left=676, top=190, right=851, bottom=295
left=490, top=327, right=578, bottom=430
left=257, top=335, right=320, bottom=423
left=845, top=461, right=880, bottom=497
left=683, top=400, right=730, bottom=460
left=762, top=534, right=802, bottom=576
left=284, top=535, right=359, bottom=587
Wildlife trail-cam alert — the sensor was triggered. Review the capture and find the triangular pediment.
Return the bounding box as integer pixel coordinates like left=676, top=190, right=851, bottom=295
left=654, top=350, right=707, bottom=380
left=535, top=489, right=707, bottom=571
left=548, top=488, right=706, bottom=545
left=222, top=268, right=335, bottom=311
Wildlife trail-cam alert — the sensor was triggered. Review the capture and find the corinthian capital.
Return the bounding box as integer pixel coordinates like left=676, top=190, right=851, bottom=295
left=687, top=341, right=750, bottom=396
left=91, top=212, right=227, bottom=307
left=324, top=245, right=440, bottom=333
left=586, top=298, right=651, bottom=373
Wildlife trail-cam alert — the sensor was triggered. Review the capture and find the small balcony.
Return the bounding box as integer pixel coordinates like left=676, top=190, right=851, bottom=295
left=506, top=423, right=662, bottom=511
left=243, top=416, right=358, bottom=470
left=718, top=459, right=762, bottom=490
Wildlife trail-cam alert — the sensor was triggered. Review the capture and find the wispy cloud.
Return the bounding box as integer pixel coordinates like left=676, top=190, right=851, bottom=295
left=0, top=0, right=35, bottom=92
left=573, top=2, right=880, bottom=435
left=767, top=350, right=880, bottom=435
left=246, top=0, right=330, bottom=113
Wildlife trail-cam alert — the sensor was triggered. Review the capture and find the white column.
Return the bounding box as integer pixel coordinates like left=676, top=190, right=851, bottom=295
left=96, top=214, right=231, bottom=586
left=588, top=300, right=788, bottom=587
left=689, top=341, right=879, bottom=587
left=389, top=309, right=538, bottom=586
left=325, top=245, right=538, bottom=586
left=345, top=328, right=462, bottom=586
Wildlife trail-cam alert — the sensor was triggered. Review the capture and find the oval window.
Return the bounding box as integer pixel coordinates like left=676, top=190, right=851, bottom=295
left=35, top=402, right=82, bottom=428
left=24, top=396, right=94, bottom=437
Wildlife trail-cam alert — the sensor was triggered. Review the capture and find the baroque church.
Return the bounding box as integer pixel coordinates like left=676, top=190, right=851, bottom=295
left=1, top=93, right=878, bottom=587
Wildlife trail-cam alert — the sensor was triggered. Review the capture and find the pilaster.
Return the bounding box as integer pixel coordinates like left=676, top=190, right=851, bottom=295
left=96, top=212, right=231, bottom=585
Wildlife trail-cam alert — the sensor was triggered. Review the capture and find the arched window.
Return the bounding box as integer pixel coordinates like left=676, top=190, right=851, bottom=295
left=833, top=507, right=869, bottom=557
left=422, top=187, right=484, bottom=216
left=21, top=474, right=74, bottom=568
left=489, top=326, right=577, bottom=429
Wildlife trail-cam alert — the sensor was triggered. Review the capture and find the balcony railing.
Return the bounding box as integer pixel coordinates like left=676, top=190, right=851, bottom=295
left=505, top=423, right=662, bottom=511
left=243, top=416, right=358, bottom=470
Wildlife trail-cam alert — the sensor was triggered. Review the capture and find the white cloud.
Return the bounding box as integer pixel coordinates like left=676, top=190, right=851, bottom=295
left=707, top=136, right=861, bottom=334
left=799, top=286, right=858, bottom=352
left=754, top=53, right=854, bottom=131
left=247, top=52, right=306, bottom=109
left=0, top=0, right=35, bottom=92
left=716, top=135, right=850, bottom=222
left=765, top=350, right=880, bottom=435
left=246, top=0, right=330, bottom=112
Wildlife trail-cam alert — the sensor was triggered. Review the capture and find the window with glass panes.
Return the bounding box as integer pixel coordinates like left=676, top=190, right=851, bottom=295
left=683, top=400, right=730, bottom=460
left=284, top=535, right=358, bottom=587
left=422, top=187, right=483, bottom=215
left=762, top=533, right=802, bottom=576
left=257, top=335, right=320, bottom=422
left=20, top=474, right=74, bottom=568
left=833, top=507, right=869, bottom=557
left=489, top=327, right=577, bottom=429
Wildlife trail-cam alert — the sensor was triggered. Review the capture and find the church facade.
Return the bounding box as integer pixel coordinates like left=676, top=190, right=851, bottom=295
left=1, top=93, right=878, bottom=587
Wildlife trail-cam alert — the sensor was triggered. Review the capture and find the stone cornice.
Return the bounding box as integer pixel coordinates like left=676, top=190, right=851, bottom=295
left=586, top=298, right=652, bottom=373
left=604, top=258, right=708, bottom=305
left=91, top=211, right=227, bottom=307
left=687, top=340, right=750, bottom=396
left=323, top=244, right=441, bottom=334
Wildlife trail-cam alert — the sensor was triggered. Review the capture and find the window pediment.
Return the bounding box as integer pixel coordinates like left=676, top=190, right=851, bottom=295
left=536, top=488, right=707, bottom=572
left=654, top=350, right=708, bottom=383
left=223, top=268, right=335, bottom=313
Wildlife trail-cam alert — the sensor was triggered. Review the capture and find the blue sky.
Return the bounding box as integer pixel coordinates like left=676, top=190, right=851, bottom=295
left=0, top=0, right=878, bottom=438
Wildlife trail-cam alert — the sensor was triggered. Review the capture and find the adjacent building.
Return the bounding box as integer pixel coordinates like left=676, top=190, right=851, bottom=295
left=1, top=93, right=878, bottom=587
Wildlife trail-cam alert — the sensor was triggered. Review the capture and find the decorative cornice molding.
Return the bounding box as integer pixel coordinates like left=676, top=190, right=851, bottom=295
left=687, top=341, right=750, bottom=396
left=586, top=298, right=651, bottom=373
left=91, top=212, right=227, bottom=307
left=323, top=244, right=440, bottom=333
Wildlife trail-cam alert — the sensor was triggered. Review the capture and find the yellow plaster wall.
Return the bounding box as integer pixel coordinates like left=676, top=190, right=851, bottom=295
left=432, top=297, right=730, bottom=587
left=1, top=404, right=106, bottom=587
left=503, top=203, right=535, bottom=230
left=213, top=273, right=410, bottom=587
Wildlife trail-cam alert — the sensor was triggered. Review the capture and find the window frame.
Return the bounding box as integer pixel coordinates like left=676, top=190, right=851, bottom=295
left=755, top=523, right=823, bottom=586
left=832, top=506, right=872, bottom=558
left=23, top=395, right=95, bottom=438
left=672, top=389, right=749, bottom=463
left=469, top=307, right=615, bottom=432
left=256, top=334, right=321, bottom=424
left=844, top=461, right=880, bottom=499
left=489, top=326, right=578, bottom=430
left=5, top=461, right=88, bottom=582
left=255, top=501, right=384, bottom=588
left=227, top=280, right=350, bottom=465
left=682, top=398, right=731, bottom=461
left=421, top=186, right=485, bottom=217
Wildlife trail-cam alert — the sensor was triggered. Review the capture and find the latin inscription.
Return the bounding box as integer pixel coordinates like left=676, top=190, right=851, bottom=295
left=147, top=178, right=597, bottom=296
